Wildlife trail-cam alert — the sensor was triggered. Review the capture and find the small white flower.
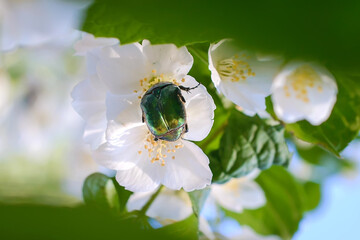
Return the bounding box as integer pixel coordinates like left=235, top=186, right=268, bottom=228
left=127, top=188, right=192, bottom=225
left=211, top=170, right=266, bottom=213
left=209, top=39, right=282, bottom=116
left=0, top=0, right=81, bottom=51
left=271, top=61, right=338, bottom=125
left=72, top=39, right=215, bottom=192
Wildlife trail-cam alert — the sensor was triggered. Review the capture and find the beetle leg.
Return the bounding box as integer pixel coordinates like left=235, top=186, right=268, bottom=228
left=142, top=112, right=145, bottom=123
left=185, top=124, right=189, bottom=133
left=154, top=137, right=158, bottom=141
left=178, top=92, right=186, bottom=103
left=179, top=82, right=200, bottom=93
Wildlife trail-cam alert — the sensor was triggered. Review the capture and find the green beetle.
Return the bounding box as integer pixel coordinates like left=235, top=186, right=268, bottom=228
left=140, top=82, right=199, bottom=142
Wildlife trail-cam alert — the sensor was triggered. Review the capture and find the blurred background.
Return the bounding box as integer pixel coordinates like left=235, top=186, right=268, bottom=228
left=0, top=1, right=359, bottom=239
left=0, top=0, right=99, bottom=205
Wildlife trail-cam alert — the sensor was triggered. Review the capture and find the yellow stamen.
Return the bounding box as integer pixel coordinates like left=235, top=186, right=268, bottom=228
left=217, top=53, right=255, bottom=82
left=286, top=65, right=322, bottom=103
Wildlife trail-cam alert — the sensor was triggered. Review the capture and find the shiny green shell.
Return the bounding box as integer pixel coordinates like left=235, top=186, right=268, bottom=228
left=140, top=82, right=187, bottom=142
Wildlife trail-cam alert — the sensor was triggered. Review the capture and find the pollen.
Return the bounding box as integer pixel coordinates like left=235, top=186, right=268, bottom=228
left=142, top=133, right=183, bottom=166
left=285, top=65, right=322, bottom=103
left=217, top=53, right=255, bottom=82
left=134, top=73, right=182, bottom=100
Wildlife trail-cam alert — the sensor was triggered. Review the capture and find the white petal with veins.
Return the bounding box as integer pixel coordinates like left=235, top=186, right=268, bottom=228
left=142, top=40, right=193, bottom=79
left=183, top=76, right=216, bottom=141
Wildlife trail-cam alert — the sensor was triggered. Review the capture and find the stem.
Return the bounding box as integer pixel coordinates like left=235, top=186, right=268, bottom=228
left=139, top=185, right=164, bottom=215
left=199, top=120, right=228, bottom=150
left=187, top=46, right=208, bottom=66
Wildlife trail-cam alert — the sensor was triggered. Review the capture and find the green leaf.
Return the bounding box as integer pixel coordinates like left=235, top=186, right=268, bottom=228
left=188, top=187, right=211, bottom=217
left=225, top=166, right=321, bottom=239
left=208, top=149, right=232, bottom=184
left=285, top=72, right=360, bottom=156
left=303, top=181, right=321, bottom=211
left=155, top=215, right=198, bottom=240
left=0, top=203, right=199, bottom=240
left=111, top=178, right=133, bottom=213
left=82, top=0, right=360, bottom=71
left=210, top=110, right=291, bottom=183
left=82, top=173, right=119, bottom=210
left=265, top=124, right=292, bottom=166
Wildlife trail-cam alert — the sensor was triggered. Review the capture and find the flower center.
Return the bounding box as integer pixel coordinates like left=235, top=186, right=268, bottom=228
left=133, top=69, right=185, bottom=99
left=283, top=65, right=323, bottom=103
left=138, top=132, right=184, bottom=166
left=217, top=54, right=255, bottom=82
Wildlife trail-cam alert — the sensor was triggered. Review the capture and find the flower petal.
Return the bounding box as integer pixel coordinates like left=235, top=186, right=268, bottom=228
left=71, top=79, right=106, bottom=123
left=142, top=40, right=193, bottom=79
left=96, top=44, right=147, bottom=95
left=126, top=191, right=153, bottom=212
left=182, top=77, right=216, bottom=141
left=271, top=62, right=338, bottom=125
left=211, top=178, right=266, bottom=212
left=105, top=121, right=147, bottom=148
left=74, top=33, right=119, bottom=56
left=83, top=121, right=107, bottom=150
left=105, top=92, right=142, bottom=128
left=1, top=0, right=80, bottom=51
left=115, top=157, right=164, bottom=192
left=234, top=180, right=266, bottom=209
left=93, top=142, right=141, bottom=170
left=71, top=78, right=107, bottom=149
left=115, top=139, right=211, bottom=192
left=93, top=122, right=149, bottom=170
left=162, top=140, right=212, bottom=191
left=127, top=189, right=192, bottom=223
left=218, top=81, right=267, bottom=116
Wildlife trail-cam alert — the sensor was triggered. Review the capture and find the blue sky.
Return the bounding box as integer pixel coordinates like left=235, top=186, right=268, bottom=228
left=294, top=142, right=360, bottom=240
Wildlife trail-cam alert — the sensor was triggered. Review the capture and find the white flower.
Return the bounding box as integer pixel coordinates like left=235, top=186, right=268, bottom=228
left=0, top=0, right=81, bottom=51
left=211, top=170, right=266, bottom=213
left=71, top=33, right=119, bottom=150
left=209, top=39, right=282, bottom=116
left=127, top=188, right=192, bottom=225
left=271, top=61, right=338, bottom=125
left=72, top=39, right=215, bottom=192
